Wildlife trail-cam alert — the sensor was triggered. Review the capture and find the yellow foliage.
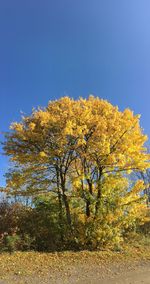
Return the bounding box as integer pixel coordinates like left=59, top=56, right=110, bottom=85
left=39, top=151, right=47, bottom=158
left=4, top=96, right=150, bottom=241
left=6, top=96, right=149, bottom=174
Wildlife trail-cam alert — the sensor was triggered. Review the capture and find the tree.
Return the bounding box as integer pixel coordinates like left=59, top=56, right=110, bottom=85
left=3, top=96, right=150, bottom=245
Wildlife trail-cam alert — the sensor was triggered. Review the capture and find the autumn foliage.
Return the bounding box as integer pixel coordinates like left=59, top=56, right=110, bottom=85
left=1, top=96, right=150, bottom=250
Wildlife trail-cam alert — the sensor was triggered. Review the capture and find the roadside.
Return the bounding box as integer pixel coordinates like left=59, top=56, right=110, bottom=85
left=0, top=246, right=150, bottom=284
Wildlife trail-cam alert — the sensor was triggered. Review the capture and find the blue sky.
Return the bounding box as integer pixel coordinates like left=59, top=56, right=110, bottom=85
left=0, top=0, right=150, bottom=186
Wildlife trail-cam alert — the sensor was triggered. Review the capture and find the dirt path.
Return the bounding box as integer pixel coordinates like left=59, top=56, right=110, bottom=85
left=57, top=260, right=150, bottom=284
left=102, top=270, right=150, bottom=284
left=0, top=260, right=149, bottom=284
left=91, top=264, right=150, bottom=284
left=0, top=250, right=150, bottom=284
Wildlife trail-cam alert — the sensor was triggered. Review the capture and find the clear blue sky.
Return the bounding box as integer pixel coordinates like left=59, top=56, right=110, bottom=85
left=0, top=0, right=150, bottom=186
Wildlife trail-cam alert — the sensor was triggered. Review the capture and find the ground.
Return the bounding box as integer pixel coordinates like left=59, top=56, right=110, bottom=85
left=0, top=245, right=150, bottom=283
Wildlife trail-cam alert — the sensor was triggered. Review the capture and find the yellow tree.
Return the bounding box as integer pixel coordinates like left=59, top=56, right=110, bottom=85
left=3, top=96, right=150, bottom=231
left=65, top=96, right=149, bottom=217
left=4, top=97, right=77, bottom=228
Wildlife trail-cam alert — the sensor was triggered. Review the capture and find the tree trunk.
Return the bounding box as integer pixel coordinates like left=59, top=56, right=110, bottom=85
left=58, top=193, right=64, bottom=241
left=86, top=179, right=93, bottom=218
left=86, top=200, right=91, bottom=217
left=95, top=187, right=101, bottom=216
left=95, top=168, right=103, bottom=216
left=62, top=192, right=72, bottom=227
left=56, top=170, right=64, bottom=242
left=60, top=172, right=72, bottom=228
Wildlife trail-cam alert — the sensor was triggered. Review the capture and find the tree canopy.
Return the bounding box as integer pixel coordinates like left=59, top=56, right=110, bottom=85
left=2, top=96, right=150, bottom=249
